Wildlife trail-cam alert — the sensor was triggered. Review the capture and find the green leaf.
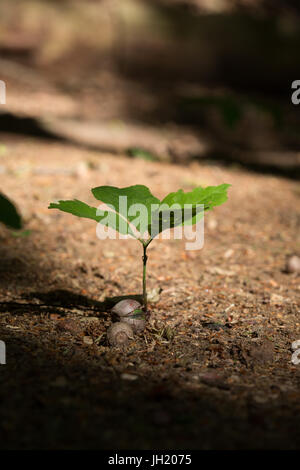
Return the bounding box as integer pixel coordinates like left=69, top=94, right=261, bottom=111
left=49, top=198, right=137, bottom=238
left=92, top=185, right=160, bottom=235
left=48, top=199, right=131, bottom=236
left=0, top=192, right=22, bottom=230
left=149, top=206, right=203, bottom=237
left=161, top=184, right=230, bottom=209
left=49, top=199, right=101, bottom=222
left=149, top=183, right=231, bottom=236
left=49, top=183, right=230, bottom=240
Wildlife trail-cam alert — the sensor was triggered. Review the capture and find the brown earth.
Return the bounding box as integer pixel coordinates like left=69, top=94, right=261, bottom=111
left=0, top=132, right=299, bottom=449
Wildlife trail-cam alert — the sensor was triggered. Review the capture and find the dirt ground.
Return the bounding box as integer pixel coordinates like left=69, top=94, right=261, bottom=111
left=0, top=131, right=299, bottom=449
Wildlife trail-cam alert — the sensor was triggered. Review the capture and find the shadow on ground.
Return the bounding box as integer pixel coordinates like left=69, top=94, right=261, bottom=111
left=1, top=322, right=300, bottom=450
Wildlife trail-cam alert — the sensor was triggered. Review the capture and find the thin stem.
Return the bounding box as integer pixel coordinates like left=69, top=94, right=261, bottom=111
left=142, top=243, right=148, bottom=311
left=139, top=237, right=153, bottom=312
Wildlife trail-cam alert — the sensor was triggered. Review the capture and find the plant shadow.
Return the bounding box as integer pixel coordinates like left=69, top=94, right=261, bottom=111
left=11, top=289, right=144, bottom=317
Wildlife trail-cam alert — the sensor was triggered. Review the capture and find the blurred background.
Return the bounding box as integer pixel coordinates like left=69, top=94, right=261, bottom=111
left=0, top=0, right=300, bottom=184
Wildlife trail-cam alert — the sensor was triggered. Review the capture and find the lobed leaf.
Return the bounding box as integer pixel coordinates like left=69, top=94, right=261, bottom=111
left=161, top=184, right=231, bottom=209
left=48, top=199, right=135, bottom=236
left=49, top=199, right=101, bottom=222
left=92, top=185, right=160, bottom=234
left=49, top=184, right=231, bottom=239
left=150, top=183, right=231, bottom=235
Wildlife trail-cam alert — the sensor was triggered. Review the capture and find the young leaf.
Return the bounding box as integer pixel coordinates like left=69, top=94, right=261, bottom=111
left=49, top=199, right=101, bottom=222
left=149, top=183, right=231, bottom=235
left=161, top=184, right=231, bottom=209
left=49, top=184, right=231, bottom=239
left=149, top=205, right=205, bottom=238
left=48, top=199, right=134, bottom=236
left=92, top=185, right=160, bottom=235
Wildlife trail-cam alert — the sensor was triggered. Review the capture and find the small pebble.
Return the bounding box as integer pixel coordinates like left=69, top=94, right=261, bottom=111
left=83, top=336, right=93, bottom=345
left=286, top=255, right=300, bottom=273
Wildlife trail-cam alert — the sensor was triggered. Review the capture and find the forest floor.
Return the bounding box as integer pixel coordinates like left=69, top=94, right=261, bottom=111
left=0, top=130, right=299, bottom=449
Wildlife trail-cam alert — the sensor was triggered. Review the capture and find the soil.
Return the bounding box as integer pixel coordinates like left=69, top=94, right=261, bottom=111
left=0, top=129, right=299, bottom=449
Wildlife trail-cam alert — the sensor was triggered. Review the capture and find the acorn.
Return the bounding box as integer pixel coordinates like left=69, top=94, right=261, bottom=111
left=122, top=313, right=146, bottom=333
left=111, top=299, right=146, bottom=333
left=111, top=299, right=141, bottom=316
left=107, top=322, right=134, bottom=347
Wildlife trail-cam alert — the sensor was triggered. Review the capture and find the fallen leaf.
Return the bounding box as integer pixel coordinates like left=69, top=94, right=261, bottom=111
left=147, top=287, right=162, bottom=303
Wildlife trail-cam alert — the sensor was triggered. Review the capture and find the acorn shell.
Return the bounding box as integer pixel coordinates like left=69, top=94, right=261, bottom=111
left=111, top=299, right=142, bottom=317
left=107, top=322, right=134, bottom=346
left=122, top=314, right=146, bottom=333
